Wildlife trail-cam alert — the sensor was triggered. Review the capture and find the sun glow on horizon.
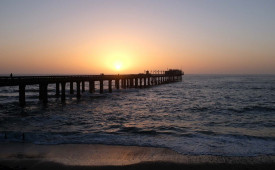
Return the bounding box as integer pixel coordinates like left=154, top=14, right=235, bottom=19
left=101, top=49, right=136, bottom=73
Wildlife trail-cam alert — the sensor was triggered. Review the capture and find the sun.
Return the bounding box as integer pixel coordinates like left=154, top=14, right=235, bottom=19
left=114, top=61, right=122, bottom=70
left=115, top=63, right=121, bottom=70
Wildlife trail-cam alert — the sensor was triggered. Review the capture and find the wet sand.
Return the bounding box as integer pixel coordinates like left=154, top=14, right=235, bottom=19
left=0, top=143, right=274, bottom=170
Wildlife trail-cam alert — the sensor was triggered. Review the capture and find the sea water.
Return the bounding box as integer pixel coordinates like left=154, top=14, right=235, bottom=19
left=0, top=75, right=274, bottom=156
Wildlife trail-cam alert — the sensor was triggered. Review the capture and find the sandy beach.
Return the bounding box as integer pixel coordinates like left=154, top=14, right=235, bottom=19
left=0, top=143, right=274, bottom=170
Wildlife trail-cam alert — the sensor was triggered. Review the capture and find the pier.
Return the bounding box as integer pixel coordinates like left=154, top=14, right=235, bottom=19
left=0, top=69, right=183, bottom=106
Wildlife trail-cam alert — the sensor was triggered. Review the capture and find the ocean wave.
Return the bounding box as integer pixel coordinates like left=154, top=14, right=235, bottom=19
left=1, top=131, right=275, bottom=156
left=186, top=106, right=210, bottom=113
left=195, top=130, right=218, bottom=136
left=118, top=126, right=157, bottom=135
left=228, top=105, right=275, bottom=113
left=223, top=134, right=275, bottom=141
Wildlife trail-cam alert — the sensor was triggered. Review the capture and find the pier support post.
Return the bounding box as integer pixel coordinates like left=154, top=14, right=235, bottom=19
left=39, top=84, right=48, bottom=102
left=56, top=83, right=60, bottom=96
left=147, top=77, right=150, bottom=86
left=139, top=78, right=142, bottom=88
left=115, top=79, right=119, bottom=89
left=128, top=79, right=130, bottom=88
left=39, top=84, right=43, bottom=100
left=108, top=80, right=112, bottom=93
left=42, top=83, right=48, bottom=103
left=128, top=79, right=131, bottom=88
left=130, top=78, right=133, bottom=87
left=135, top=78, right=138, bottom=88
left=61, top=82, right=66, bottom=101
left=120, top=79, right=122, bottom=89
left=89, top=80, right=95, bottom=93
left=122, top=79, right=125, bottom=89
left=19, top=84, right=26, bottom=106
left=77, top=81, right=81, bottom=98
left=70, top=82, right=74, bottom=94
left=82, top=81, right=85, bottom=92
left=125, top=79, right=127, bottom=88
left=100, top=80, right=103, bottom=93
left=143, top=77, right=146, bottom=87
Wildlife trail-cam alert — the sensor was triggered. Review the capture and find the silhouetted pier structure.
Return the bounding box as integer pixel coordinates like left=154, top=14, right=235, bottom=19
left=0, top=69, right=183, bottom=106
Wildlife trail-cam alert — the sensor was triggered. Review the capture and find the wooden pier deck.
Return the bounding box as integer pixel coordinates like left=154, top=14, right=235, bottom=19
left=0, top=69, right=183, bottom=106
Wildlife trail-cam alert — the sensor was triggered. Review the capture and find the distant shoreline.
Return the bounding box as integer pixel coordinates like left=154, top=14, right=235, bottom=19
left=0, top=143, right=274, bottom=169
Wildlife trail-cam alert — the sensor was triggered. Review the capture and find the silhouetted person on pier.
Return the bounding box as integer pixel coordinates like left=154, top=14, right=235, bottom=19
left=10, top=73, right=13, bottom=78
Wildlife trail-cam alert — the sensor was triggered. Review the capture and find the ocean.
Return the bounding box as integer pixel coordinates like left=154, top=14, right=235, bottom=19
left=0, top=75, right=274, bottom=156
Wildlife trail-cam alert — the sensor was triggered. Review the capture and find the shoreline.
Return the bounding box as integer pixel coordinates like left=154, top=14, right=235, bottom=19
left=0, top=143, right=275, bottom=169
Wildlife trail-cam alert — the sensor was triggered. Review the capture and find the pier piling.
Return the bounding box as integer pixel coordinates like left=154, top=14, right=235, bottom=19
left=147, top=77, right=151, bottom=86
left=56, top=83, right=60, bottom=96
left=130, top=79, right=133, bottom=87
left=108, top=80, right=112, bottom=93
left=122, top=79, right=126, bottom=89
left=89, top=80, right=94, bottom=93
left=40, top=83, right=48, bottom=103
left=134, top=78, right=137, bottom=88
left=77, top=81, right=81, bottom=98
left=19, top=84, right=26, bottom=106
left=39, top=84, right=43, bottom=100
left=100, top=80, right=103, bottom=94
left=115, top=79, right=119, bottom=89
left=82, top=81, right=85, bottom=92
left=143, top=77, right=147, bottom=87
left=128, top=79, right=131, bottom=88
left=61, top=82, right=66, bottom=101
left=139, top=78, right=142, bottom=88
left=70, top=82, right=74, bottom=94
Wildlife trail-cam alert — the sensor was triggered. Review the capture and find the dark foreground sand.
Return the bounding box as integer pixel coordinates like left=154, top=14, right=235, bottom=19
left=0, top=143, right=274, bottom=170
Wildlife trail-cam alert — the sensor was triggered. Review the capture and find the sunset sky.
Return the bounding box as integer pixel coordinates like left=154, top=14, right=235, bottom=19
left=0, top=0, right=275, bottom=74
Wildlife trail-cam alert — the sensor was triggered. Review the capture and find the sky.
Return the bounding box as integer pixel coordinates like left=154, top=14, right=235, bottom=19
left=0, top=0, right=275, bottom=74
